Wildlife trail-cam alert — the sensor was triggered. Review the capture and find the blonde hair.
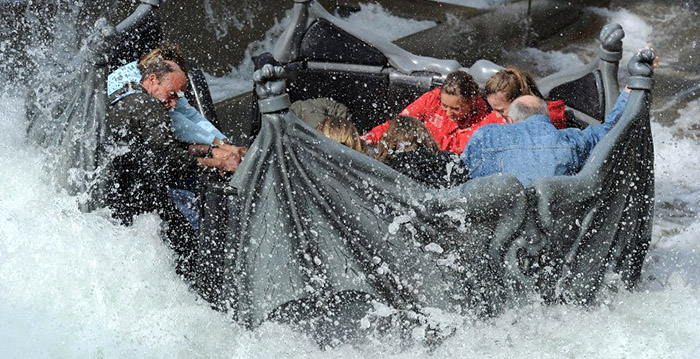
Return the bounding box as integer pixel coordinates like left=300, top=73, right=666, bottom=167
left=316, top=116, right=366, bottom=153
left=485, top=66, right=542, bottom=102
left=375, top=115, right=439, bottom=162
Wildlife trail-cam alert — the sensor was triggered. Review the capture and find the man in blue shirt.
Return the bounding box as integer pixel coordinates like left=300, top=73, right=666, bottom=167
left=460, top=90, right=630, bottom=186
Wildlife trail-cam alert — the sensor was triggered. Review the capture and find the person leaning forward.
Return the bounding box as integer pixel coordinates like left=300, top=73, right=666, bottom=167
left=460, top=92, right=629, bottom=186
left=461, top=46, right=659, bottom=186
left=104, top=49, right=243, bottom=225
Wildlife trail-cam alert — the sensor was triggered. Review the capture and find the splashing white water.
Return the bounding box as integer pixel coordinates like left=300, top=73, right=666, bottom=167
left=502, top=7, right=654, bottom=76
left=339, top=3, right=436, bottom=42
left=2, top=2, right=700, bottom=358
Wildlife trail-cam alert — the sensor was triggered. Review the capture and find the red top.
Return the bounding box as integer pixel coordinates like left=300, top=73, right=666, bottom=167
left=364, top=89, right=568, bottom=154
left=364, top=88, right=490, bottom=154
left=546, top=99, right=567, bottom=129
left=442, top=112, right=508, bottom=154
left=441, top=99, right=569, bottom=152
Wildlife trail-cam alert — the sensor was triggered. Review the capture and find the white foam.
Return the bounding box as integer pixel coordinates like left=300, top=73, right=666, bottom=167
left=4, top=2, right=700, bottom=358
left=0, top=97, right=245, bottom=358
left=508, top=48, right=587, bottom=74
left=341, top=3, right=436, bottom=42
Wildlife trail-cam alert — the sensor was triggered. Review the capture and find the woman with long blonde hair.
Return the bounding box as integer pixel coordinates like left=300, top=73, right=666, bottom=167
left=315, top=115, right=366, bottom=153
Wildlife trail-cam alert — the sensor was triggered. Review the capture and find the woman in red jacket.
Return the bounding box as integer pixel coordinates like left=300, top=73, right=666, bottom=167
left=363, top=71, right=489, bottom=154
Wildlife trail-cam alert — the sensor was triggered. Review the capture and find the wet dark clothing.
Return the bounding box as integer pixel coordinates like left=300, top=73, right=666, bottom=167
left=103, top=82, right=199, bottom=225
left=384, top=148, right=469, bottom=189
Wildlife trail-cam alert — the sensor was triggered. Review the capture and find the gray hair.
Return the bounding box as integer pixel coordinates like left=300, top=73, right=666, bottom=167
left=508, top=95, right=549, bottom=123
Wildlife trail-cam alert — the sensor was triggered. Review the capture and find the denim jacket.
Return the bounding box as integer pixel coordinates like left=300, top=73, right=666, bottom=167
left=461, top=92, right=629, bottom=185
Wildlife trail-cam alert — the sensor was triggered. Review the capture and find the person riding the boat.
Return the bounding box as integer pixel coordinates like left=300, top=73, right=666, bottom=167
left=103, top=45, right=244, bottom=268
left=106, top=44, right=246, bottom=219
left=375, top=115, right=469, bottom=189
left=483, top=66, right=567, bottom=128
left=104, top=51, right=197, bottom=236
left=461, top=47, right=658, bottom=186
left=315, top=115, right=366, bottom=153
left=107, top=43, right=227, bottom=146
left=460, top=92, right=629, bottom=186
left=363, top=70, right=489, bottom=154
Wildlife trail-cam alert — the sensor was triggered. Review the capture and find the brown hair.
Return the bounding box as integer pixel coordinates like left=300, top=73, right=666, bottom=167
left=375, top=115, right=439, bottom=162
left=484, top=66, right=543, bottom=102
left=442, top=71, right=480, bottom=99
left=316, top=115, right=366, bottom=153
left=137, top=42, right=189, bottom=78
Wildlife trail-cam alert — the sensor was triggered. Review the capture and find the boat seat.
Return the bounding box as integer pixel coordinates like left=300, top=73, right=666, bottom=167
left=548, top=70, right=606, bottom=122
left=109, top=10, right=162, bottom=71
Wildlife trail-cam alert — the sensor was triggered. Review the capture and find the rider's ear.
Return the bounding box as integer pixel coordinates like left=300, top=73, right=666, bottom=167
left=146, top=73, right=158, bottom=85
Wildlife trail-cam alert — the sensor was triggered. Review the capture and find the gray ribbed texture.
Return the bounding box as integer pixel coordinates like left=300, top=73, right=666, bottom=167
left=220, top=51, right=654, bottom=330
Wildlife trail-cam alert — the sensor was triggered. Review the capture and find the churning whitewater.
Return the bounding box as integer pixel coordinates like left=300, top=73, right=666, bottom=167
left=1, top=1, right=699, bottom=358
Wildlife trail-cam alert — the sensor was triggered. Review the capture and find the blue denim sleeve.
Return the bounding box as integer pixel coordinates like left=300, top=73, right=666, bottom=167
left=460, top=131, right=484, bottom=179
left=460, top=138, right=474, bottom=167
left=577, top=91, right=630, bottom=151
left=604, top=91, right=630, bottom=125
left=172, top=97, right=227, bottom=142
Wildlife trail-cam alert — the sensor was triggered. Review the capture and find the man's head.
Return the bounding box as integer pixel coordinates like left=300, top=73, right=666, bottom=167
left=138, top=43, right=190, bottom=76
left=138, top=44, right=189, bottom=110
left=440, top=71, right=480, bottom=122
left=507, top=95, right=549, bottom=124
left=139, top=59, right=187, bottom=110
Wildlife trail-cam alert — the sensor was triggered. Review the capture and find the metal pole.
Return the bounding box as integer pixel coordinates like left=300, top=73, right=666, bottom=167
left=115, top=0, right=162, bottom=33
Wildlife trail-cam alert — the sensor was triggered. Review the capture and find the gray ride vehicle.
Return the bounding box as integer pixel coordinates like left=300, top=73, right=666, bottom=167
left=25, top=0, right=656, bottom=344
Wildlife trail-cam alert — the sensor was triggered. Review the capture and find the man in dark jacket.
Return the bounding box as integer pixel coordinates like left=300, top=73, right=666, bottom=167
left=105, top=53, right=206, bottom=275
left=103, top=46, right=248, bottom=276
left=104, top=55, right=198, bottom=222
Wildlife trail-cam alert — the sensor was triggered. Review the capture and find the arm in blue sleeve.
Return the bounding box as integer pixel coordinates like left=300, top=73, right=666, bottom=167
left=576, top=91, right=630, bottom=153
left=171, top=97, right=227, bottom=143
left=169, top=109, right=217, bottom=144
left=460, top=133, right=482, bottom=179
left=604, top=91, right=630, bottom=125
